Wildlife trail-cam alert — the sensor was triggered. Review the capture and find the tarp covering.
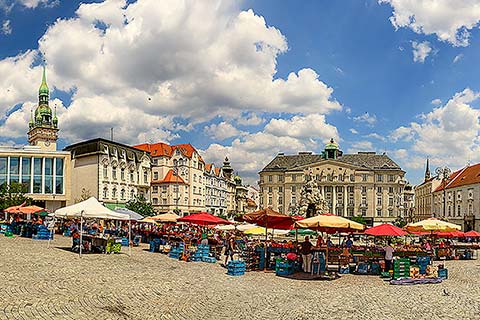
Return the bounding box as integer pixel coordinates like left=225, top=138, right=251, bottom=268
left=294, top=214, right=365, bottom=233
left=177, top=212, right=229, bottom=225
left=113, top=208, right=144, bottom=221
left=50, top=197, right=128, bottom=220
left=242, top=208, right=294, bottom=229
left=365, top=223, right=407, bottom=236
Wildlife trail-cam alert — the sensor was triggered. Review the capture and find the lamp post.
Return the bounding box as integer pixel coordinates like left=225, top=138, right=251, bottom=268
left=435, top=166, right=451, bottom=218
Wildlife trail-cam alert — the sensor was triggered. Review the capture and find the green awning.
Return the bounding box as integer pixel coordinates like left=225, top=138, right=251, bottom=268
left=104, top=203, right=126, bottom=210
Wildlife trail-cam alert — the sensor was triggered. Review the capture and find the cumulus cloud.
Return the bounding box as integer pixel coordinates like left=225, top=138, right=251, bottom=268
left=390, top=88, right=480, bottom=169
left=264, top=114, right=338, bottom=140
left=365, top=133, right=386, bottom=141
left=0, top=0, right=342, bottom=147
left=1, top=19, right=11, bottom=35
left=353, top=112, right=377, bottom=127
left=349, top=128, right=358, bottom=134
left=453, top=54, right=464, bottom=63
left=16, top=0, right=58, bottom=9
left=412, top=41, right=432, bottom=63
left=204, top=122, right=245, bottom=141
left=346, top=141, right=375, bottom=154
left=431, top=98, right=442, bottom=105
left=379, top=0, right=480, bottom=47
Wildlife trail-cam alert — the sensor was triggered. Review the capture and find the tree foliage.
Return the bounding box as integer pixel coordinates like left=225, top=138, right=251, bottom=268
left=0, top=182, right=32, bottom=211
left=393, top=216, right=407, bottom=228
left=125, top=194, right=154, bottom=217
left=349, top=215, right=367, bottom=226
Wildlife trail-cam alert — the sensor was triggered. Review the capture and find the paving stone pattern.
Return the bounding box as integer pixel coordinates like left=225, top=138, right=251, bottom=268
left=0, top=236, right=479, bottom=320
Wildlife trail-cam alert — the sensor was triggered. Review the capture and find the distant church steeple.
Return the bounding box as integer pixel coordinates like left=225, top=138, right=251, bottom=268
left=27, top=64, right=59, bottom=151
left=424, top=158, right=431, bottom=181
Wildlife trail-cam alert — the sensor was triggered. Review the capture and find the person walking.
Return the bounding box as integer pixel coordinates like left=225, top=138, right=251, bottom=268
left=384, top=241, right=395, bottom=272
left=224, top=233, right=235, bottom=265
left=300, top=236, right=313, bottom=273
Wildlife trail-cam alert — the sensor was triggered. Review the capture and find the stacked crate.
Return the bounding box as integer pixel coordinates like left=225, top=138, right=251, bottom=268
left=32, top=225, right=53, bottom=240
left=121, top=238, right=129, bottom=246
left=168, top=243, right=184, bottom=259
left=275, top=258, right=294, bottom=276
left=415, top=256, right=431, bottom=274
left=191, top=244, right=210, bottom=262
left=227, top=260, right=246, bottom=276
left=393, top=258, right=410, bottom=279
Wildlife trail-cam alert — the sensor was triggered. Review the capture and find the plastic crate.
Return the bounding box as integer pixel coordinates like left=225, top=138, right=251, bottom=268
left=202, top=256, right=217, bottom=263
left=438, top=269, right=448, bottom=279
left=275, top=268, right=293, bottom=276
left=227, top=271, right=245, bottom=276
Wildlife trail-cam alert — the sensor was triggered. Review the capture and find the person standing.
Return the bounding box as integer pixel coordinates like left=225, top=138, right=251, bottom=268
left=300, top=236, right=313, bottom=273
left=224, top=233, right=235, bottom=265
left=384, top=241, right=395, bottom=272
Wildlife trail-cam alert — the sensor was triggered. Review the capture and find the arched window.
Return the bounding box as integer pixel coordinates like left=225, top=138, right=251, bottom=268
left=103, top=187, right=108, bottom=199
left=152, top=198, right=158, bottom=205
left=130, top=189, right=135, bottom=199
left=103, top=166, right=108, bottom=178
left=112, top=188, right=117, bottom=198
left=121, top=189, right=125, bottom=200
left=121, top=168, right=125, bottom=181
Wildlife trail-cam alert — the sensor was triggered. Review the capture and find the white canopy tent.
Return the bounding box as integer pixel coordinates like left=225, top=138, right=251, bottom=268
left=51, top=197, right=130, bottom=257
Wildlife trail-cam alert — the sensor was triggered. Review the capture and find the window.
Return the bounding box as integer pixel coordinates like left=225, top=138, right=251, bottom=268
left=268, top=187, right=273, bottom=193
left=173, top=185, right=179, bottom=193
left=153, top=172, right=158, bottom=180
left=121, top=189, right=125, bottom=200
left=21, top=157, right=31, bottom=193
left=103, top=166, right=108, bottom=178
left=130, top=190, right=135, bottom=199
left=338, top=174, right=344, bottom=182
left=278, top=186, right=283, bottom=193
left=361, top=186, right=367, bottom=193
left=268, top=175, right=273, bottom=182
left=291, top=186, right=296, bottom=193
left=33, top=158, right=42, bottom=193
left=162, top=186, right=167, bottom=193
left=350, top=174, right=355, bottom=182
left=55, top=158, right=64, bottom=194
left=388, top=187, right=394, bottom=194
left=362, top=174, right=367, bottom=182
left=103, top=187, right=108, bottom=198
left=336, top=186, right=343, bottom=193
left=112, top=168, right=117, bottom=180
left=112, top=188, right=117, bottom=198
left=130, top=171, right=134, bottom=182
left=361, top=208, right=367, bottom=216
left=193, top=174, right=197, bottom=182
left=327, top=174, right=333, bottom=182
left=388, top=209, right=393, bottom=217
left=278, top=175, right=283, bottom=182
left=143, top=170, right=148, bottom=183
left=163, top=198, right=167, bottom=205
left=347, top=186, right=354, bottom=193
left=388, top=175, right=395, bottom=182
left=292, top=174, right=297, bottom=182
left=377, top=197, right=382, bottom=206
left=44, top=158, right=53, bottom=194
left=152, top=198, right=158, bottom=205
left=121, top=168, right=125, bottom=181
left=347, top=208, right=354, bottom=216
left=457, top=205, right=461, bottom=217
left=376, top=174, right=383, bottom=182
left=448, top=206, right=451, bottom=216
left=377, top=187, right=382, bottom=193
left=268, top=196, right=272, bottom=205
left=388, top=197, right=394, bottom=206
left=9, top=157, right=19, bottom=184
left=278, top=196, right=283, bottom=205
left=153, top=186, right=158, bottom=193
left=377, top=209, right=382, bottom=217
left=291, top=196, right=296, bottom=205
left=0, top=157, right=7, bottom=186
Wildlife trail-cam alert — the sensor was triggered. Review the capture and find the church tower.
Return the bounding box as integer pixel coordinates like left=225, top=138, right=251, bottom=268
left=424, top=158, right=431, bottom=182
left=28, top=65, right=58, bottom=151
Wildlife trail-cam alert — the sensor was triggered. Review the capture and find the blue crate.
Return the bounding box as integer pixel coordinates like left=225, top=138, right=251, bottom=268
left=275, top=268, right=293, bottom=276
left=339, top=266, right=349, bottom=274
left=227, top=260, right=246, bottom=267
left=121, top=238, right=129, bottom=246
left=438, top=269, right=448, bottom=279
left=227, top=271, right=245, bottom=276
left=202, top=256, right=217, bottom=263
left=276, top=261, right=292, bottom=269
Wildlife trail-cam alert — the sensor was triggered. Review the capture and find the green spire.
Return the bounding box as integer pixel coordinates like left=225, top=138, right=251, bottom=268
left=53, top=105, right=58, bottom=128
left=29, top=109, right=34, bottom=128
left=39, top=64, right=49, bottom=97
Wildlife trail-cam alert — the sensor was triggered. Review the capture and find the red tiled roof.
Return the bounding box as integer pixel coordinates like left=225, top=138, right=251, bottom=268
left=134, top=142, right=204, bottom=163
left=205, top=163, right=212, bottom=172
left=152, top=169, right=186, bottom=184
left=434, top=164, right=480, bottom=191
left=214, top=168, right=221, bottom=176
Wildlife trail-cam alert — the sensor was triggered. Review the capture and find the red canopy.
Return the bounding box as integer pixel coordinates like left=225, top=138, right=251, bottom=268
left=464, top=230, right=480, bottom=237
left=4, top=202, right=27, bottom=213
left=177, top=212, right=230, bottom=226
left=434, top=231, right=465, bottom=238
left=242, top=208, right=295, bottom=230
left=365, top=223, right=407, bottom=236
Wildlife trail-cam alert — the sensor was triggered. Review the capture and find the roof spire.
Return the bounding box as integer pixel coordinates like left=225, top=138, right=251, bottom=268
left=424, top=158, right=431, bottom=181
left=38, top=63, right=49, bottom=98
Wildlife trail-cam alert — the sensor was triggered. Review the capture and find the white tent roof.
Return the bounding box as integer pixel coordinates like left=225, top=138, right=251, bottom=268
left=113, top=208, right=144, bottom=221
left=51, top=197, right=128, bottom=220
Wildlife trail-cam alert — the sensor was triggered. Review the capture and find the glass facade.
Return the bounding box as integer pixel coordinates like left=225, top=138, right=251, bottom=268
left=0, top=155, right=65, bottom=194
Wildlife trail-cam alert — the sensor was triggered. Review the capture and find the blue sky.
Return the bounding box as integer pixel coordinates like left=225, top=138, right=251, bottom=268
left=1, top=0, right=480, bottom=185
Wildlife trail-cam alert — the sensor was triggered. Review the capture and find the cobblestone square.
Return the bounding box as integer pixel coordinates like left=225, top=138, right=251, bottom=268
left=1, top=236, right=479, bottom=320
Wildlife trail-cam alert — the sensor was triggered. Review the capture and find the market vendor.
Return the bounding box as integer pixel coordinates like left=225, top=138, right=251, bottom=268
left=384, top=241, right=394, bottom=272
left=300, top=236, right=313, bottom=273
left=315, top=235, right=324, bottom=247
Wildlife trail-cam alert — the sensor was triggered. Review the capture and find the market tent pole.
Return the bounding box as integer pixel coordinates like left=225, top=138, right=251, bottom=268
left=79, top=210, right=84, bottom=258
left=264, top=215, right=268, bottom=271
left=128, top=219, right=132, bottom=257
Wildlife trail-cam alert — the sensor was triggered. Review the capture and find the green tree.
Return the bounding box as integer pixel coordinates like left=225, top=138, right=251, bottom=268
left=349, top=215, right=367, bottom=226
left=125, top=194, right=154, bottom=217
left=393, top=216, right=407, bottom=228
left=0, top=182, right=32, bottom=210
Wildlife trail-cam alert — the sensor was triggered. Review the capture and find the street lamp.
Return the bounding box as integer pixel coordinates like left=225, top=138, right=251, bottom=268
left=435, top=166, right=451, bottom=218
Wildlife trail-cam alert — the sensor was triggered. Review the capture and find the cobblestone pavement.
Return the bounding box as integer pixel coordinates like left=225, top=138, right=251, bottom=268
left=1, top=236, right=479, bottom=320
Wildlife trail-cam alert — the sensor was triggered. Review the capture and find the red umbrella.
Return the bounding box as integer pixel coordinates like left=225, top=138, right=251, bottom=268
left=464, top=230, right=480, bottom=237
left=434, top=231, right=465, bottom=238
left=242, top=208, right=295, bottom=229
left=365, top=223, right=407, bottom=236
left=177, top=212, right=230, bottom=226
left=4, top=202, right=27, bottom=214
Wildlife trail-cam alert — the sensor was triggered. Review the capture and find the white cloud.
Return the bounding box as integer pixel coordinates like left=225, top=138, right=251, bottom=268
left=1, top=19, right=11, bottom=35
left=349, top=128, right=358, bottom=134
left=412, top=41, right=432, bottom=63
left=453, top=54, right=464, bottom=63
left=235, top=112, right=265, bottom=126
left=365, top=133, right=386, bottom=141
left=431, top=98, right=442, bottom=105
left=353, top=112, right=377, bottom=127
left=16, top=0, right=58, bottom=9
left=379, top=0, right=480, bottom=47
left=0, top=0, right=344, bottom=146
left=264, top=114, right=338, bottom=140
left=347, top=141, right=375, bottom=154
left=0, top=0, right=343, bottom=147
left=390, top=88, right=480, bottom=169
left=204, top=122, right=244, bottom=140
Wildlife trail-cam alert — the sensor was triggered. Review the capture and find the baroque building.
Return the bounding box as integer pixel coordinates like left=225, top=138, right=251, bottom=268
left=432, top=163, right=480, bottom=231
left=64, top=138, right=151, bottom=208
left=258, top=139, right=406, bottom=226
left=414, top=159, right=440, bottom=222
left=0, top=66, right=71, bottom=211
